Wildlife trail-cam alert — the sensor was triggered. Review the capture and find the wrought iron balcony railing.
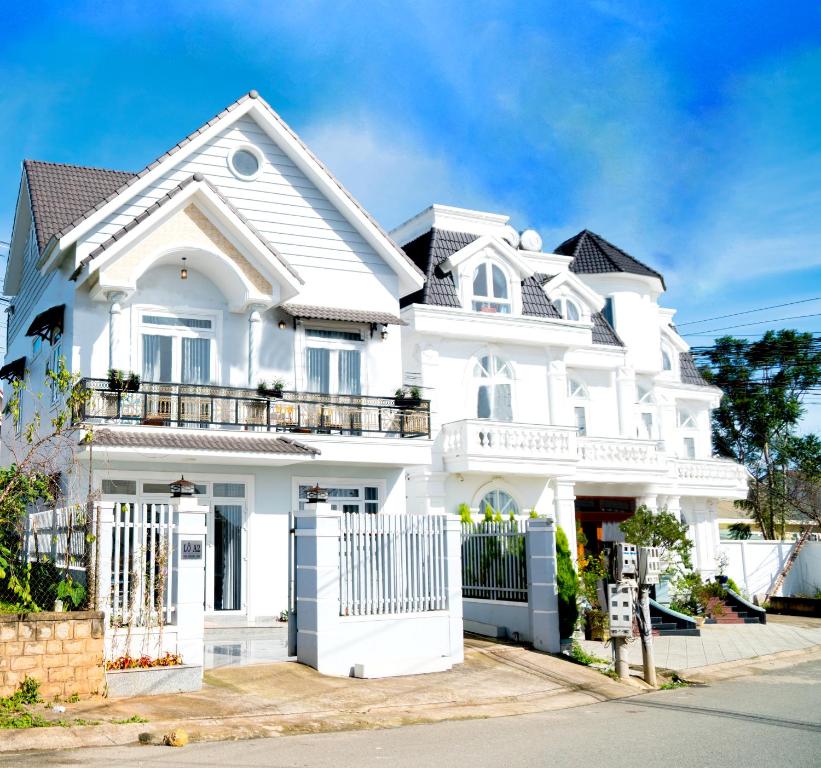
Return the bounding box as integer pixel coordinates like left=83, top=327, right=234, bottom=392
left=76, top=379, right=430, bottom=438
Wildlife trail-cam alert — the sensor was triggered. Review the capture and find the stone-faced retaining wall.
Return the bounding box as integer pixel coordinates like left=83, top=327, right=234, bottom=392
left=0, top=611, right=105, bottom=699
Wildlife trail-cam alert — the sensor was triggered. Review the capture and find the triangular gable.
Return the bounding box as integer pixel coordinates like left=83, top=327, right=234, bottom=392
left=439, top=234, right=535, bottom=279
left=541, top=271, right=605, bottom=313
left=74, top=175, right=303, bottom=311
left=46, top=91, right=424, bottom=295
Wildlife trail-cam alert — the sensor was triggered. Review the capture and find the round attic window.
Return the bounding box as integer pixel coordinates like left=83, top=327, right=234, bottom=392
left=228, top=147, right=262, bottom=180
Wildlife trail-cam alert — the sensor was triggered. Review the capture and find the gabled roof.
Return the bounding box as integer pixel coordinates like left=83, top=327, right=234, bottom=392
left=522, top=273, right=561, bottom=319
left=281, top=304, right=405, bottom=325
left=554, top=229, right=665, bottom=289
left=591, top=312, right=624, bottom=347
left=24, top=160, right=134, bottom=253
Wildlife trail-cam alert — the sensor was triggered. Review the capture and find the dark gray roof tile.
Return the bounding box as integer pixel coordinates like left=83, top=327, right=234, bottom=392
left=679, top=351, right=710, bottom=386
left=591, top=311, right=624, bottom=346
left=90, top=428, right=319, bottom=455
left=281, top=304, right=405, bottom=325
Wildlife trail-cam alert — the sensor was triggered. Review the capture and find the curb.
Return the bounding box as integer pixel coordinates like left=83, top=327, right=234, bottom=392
left=673, top=644, right=821, bottom=684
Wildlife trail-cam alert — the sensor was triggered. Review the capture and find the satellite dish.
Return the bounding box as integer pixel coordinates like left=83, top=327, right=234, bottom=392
left=519, top=229, right=543, bottom=252
left=501, top=225, right=520, bottom=248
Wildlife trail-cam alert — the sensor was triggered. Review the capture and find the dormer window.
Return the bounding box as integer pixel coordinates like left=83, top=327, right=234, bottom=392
left=661, top=348, right=673, bottom=371
left=555, top=298, right=581, bottom=321
left=472, top=263, right=510, bottom=314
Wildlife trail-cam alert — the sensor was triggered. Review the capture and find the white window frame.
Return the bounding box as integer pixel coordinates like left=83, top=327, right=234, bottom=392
left=661, top=346, right=674, bottom=372
left=299, top=322, right=366, bottom=395
left=678, top=408, right=698, bottom=429
left=473, top=352, right=515, bottom=422
left=133, top=305, right=220, bottom=385
left=227, top=144, right=264, bottom=182
left=476, top=488, right=520, bottom=518
left=555, top=297, right=581, bottom=321
left=574, top=405, right=588, bottom=437
left=470, top=260, right=512, bottom=315
left=49, top=333, right=63, bottom=405
left=682, top=436, right=696, bottom=459
left=293, top=477, right=387, bottom=514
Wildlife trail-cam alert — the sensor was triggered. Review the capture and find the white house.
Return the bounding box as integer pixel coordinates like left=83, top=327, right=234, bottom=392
left=394, top=205, right=748, bottom=576
left=1, top=92, right=748, bottom=668
left=1, top=90, right=433, bottom=624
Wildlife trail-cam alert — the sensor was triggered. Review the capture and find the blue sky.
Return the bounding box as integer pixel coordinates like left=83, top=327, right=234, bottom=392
left=1, top=1, right=819, bottom=429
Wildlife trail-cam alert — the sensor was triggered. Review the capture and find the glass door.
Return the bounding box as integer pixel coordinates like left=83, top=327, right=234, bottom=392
left=212, top=504, right=243, bottom=611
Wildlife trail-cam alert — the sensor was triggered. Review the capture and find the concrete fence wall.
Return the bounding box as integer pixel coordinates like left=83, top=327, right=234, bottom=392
left=722, top=540, right=821, bottom=599
left=295, top=503, right=463, bottom=678
left=0, top=611, right=105, bottom=699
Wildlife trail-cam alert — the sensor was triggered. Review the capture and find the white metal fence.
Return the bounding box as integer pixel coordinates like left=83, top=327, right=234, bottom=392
left=108, top=502, right=176, bottom=628
left=461, top=520, right=528, bottom=602
left=339, top=514, right=448, bottom=616
left=25, top=507, right=87, bottom=572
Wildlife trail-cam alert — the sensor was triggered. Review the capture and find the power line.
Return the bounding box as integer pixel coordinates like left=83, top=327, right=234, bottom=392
left=681, top=313, right=821, bottom=335
left=675, top=297, right=821, bottom=327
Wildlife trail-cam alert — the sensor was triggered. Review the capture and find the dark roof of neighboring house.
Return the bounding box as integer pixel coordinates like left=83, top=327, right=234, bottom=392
left=400, top=229, right=563, bottom=319
left=89, top=428, right=319, bottom=455
left=591, top=311, right=624, bottom=346
left=69, top=173, right=301, bottom=283
left=554, top=229, right=666, bottom=289
left=400, top=228, right=476, bottom=308
left=24, top=160, right=135, bottom=253
left=679, top=351, right=711, bottom=386
left=281, top=303, right=405, bottom=325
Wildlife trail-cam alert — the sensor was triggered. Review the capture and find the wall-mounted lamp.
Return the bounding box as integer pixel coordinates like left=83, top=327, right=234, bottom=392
left=180, top=256, right=188, bottom=280
left=380, top=324, right=388, bottom=340
left=278, top=320, right=287, bottom=330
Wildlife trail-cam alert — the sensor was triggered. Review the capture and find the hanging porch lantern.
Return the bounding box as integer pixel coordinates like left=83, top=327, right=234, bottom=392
left=305, top=484, right=329, bottom=503
left=169, top=475, right=196, bottom=498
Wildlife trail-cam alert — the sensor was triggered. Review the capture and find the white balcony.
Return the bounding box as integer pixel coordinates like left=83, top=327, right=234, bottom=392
left=440, top=419, right=578, bottom=475
left=575, top=436, right=668, bottom=483
left=674, top=458, right=749, bottom=496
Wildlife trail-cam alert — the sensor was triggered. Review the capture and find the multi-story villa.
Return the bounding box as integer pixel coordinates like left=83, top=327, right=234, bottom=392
left=1, top=91, right=747, bottom=631
left=395, top=205, right=748, bottom=575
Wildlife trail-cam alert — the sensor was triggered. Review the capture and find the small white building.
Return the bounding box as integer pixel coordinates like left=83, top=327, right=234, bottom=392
left=393, top=205, right=748, bottom=575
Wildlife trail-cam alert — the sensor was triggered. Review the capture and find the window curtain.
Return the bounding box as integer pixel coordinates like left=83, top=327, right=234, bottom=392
left=182, top=337, right=211, bottom=384
left=337, top=350, right=361, bottom=395
left=493, top=383, right=513, bottom=421
left=142, top=335, right=172, bottom=382
left=214, top=505, right=242, bottom=611
left=306, top=348, right=330, bottom=393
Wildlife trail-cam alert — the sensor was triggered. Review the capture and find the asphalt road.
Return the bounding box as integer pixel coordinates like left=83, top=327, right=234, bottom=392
left=5, top=658, right=821, bottom=768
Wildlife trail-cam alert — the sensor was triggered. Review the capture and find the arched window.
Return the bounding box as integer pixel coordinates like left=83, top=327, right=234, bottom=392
left=661, top=348, right=673, bottom=371
left=472, top=263, right=510, bottom=314
left=556, top=297, right=581, bottom=321
left=480, top=489, right=519, bottom=518
left=474, top=354, right=513, bottom=421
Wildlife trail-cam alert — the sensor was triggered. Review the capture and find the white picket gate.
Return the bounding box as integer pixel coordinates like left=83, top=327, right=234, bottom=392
left=338, top=514, right=448, bottom=616
left=107, top=502, right=176, bottom=628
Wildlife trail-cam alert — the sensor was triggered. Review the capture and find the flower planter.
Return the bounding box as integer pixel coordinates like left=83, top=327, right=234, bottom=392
left=394, top=397, right=422, bottom=409
left=257, top=388, right=284, bottom=399
left=716, top=575, right=729, bottom=585
left=105, top=664, right=202, bottom=699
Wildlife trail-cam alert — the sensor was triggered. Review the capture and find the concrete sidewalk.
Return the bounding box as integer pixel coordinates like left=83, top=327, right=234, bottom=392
left=577, top=614, right=821, bottom=674
left=0, top=639, right=637, bottom=754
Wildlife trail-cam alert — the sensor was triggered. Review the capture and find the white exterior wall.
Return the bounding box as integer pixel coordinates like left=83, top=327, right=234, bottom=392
left=721, top=540, right=821, bottom=600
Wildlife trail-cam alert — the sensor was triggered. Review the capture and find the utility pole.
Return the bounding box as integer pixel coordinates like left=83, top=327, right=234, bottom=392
left=637, top=546, right=661, bottom=687
left=607, top=545, right=638, bottom=681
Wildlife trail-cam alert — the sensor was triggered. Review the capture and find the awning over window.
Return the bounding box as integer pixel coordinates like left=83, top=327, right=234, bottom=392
left=26, top=304, right=65, bottom=343
left=280, top=303, right=406, bottom=326
left=0, top=357, right=27, bottom=382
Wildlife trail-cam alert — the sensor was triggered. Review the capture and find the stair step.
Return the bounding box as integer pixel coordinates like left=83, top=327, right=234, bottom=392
left=657, top=628, right=701, bottom=637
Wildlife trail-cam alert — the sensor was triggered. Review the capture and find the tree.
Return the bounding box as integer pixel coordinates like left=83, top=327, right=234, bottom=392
left=0, top=360, right=91, bottom=609
left=698, top=330, right=821, bottom=539
left=555, top=525, right=578, bottom=640
left=619, top=506, right=693, bottom=572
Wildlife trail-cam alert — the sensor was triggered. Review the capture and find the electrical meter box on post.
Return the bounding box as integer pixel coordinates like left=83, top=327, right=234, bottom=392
left=607, top=583, right=634, bottom=637
left=638, top=546, right=662, bottom=585
left=613, top=543, right=638, bottom=582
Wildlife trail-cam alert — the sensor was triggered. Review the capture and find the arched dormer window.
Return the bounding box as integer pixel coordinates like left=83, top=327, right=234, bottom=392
left=474, top=353, right=513, bottom=421
left=555, top=297, right=581, bottom=321
left=472, top=263, right=511, bottom=314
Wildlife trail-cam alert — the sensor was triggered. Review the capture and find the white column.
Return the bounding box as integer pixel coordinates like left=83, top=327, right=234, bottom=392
left=637, top=494, right=659, bottom=513
left=664, top=495, right=682, bottom=521
left=173, top=496, right=208, bottom=668
left=247, top=307, right=263, bottom=387
left=616, top=366, right=636, bottom=438
left=420, top=346, right=441, bottom=433
left=547, top=358, right=568, bottom=426
left=554, top=479, right=577, bottom=563
left=444, top=515, right=465, bottom=663
left=107, top=291, right=126, bottom=372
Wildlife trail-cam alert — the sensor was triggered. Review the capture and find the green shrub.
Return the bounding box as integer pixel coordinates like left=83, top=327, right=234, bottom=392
left=556, top=525, right=578, bottom=639
left=457, top=503, right=473, bottom=524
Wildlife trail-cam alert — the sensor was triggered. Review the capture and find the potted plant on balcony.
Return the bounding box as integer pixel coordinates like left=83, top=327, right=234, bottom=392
left=394, top=386, right=422, bottom=408
left=257, top=378, right=285, bottom=399
left=126, top=372, right=141, bottom=392
left=107, top=368, right=125, bottom=392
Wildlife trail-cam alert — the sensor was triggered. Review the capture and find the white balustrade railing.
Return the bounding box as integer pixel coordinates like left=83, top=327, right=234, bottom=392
left=339, top=514, right=448, bottom=616
left=675, top=458, right=748, bottom=485
left=578, top=436, right=665, bottom=467
left=442, top=419, right=576, bottom=461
